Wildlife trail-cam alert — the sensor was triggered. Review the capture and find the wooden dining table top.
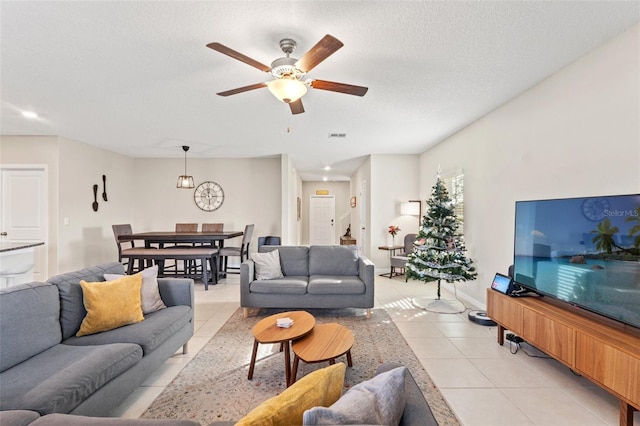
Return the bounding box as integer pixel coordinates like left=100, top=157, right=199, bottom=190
left=118, top=230, right=243, bottom=242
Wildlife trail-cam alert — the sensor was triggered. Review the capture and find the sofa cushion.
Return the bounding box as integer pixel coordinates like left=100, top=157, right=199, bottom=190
left=29, top=413, right=201, bottom=425
left=77, top=275, right=144, bottom=336
left=308, top=276, right=366, bottom=295
left=236, top=363, right=346, bottom=426
left=376, top=362, right=438, bottom=426
left=250, top=277, right=309, bottom=295
left=104, top=264, right=167, bottom=315
left=0, top=283, right=62, bottom=372
left=309, top=246, right=359, bottom=276
left=62, top=305, right=191, bottom=355
left=0, top=342, right=142, bottom=415
left=252, top=249, right=284, bottom=280
left=260, top=246, right=309, bottom=276
left=303, top=366, right=407, bottom=425
left=47, top=262, right=126, bottom=340
left=0, top=409, right=41, bottom=426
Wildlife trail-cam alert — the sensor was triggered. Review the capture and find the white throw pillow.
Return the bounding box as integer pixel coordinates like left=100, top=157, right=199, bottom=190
left=104, top=264, right=167, bottom=314
left=252, top=249, right=284, bottom=280
left=303, top=366, right=407, bottom=425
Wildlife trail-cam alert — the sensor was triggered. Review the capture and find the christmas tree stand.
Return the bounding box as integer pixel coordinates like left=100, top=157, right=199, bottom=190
left=411, top=296, right=466, bottom=314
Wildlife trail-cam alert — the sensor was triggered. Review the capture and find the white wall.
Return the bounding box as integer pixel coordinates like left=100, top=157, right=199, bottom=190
left=419, top=24, right=640, bottom=307
left=1, top=137, right=283, bottom=275
left=350, top=157, right=371, bottom=257
left=367, top=155, right=420, bottom=270
left=281, top=154, right=302, bottom=245
left=57, top=137, right=135, bottom=272
left=131, top=157, right=281, bottom=262
left=301, top=181, right=350, bottom=245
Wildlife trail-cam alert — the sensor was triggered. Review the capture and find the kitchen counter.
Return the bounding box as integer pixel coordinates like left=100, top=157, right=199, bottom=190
left=0, top=242, right=44, bottom=287
left=0, top=241, right=45, bottom=253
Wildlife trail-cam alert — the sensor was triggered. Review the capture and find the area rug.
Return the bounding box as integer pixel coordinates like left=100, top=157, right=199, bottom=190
left=141, top=307, right=460, bottom=425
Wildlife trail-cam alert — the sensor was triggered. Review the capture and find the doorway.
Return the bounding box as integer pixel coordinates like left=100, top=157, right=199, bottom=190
left=0, top=166, right=49, bottom=282
left=309, top=195, right=335, bottom=245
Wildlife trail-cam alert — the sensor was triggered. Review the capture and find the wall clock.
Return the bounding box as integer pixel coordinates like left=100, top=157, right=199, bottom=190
left=194, top=181, right=224, bottom=212
left=582, top=197, right=609, bottom=222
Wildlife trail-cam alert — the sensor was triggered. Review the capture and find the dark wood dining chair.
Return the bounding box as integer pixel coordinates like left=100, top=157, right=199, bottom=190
left=111, top=224, right=152, bottom=272
left=219, top=224, right=254, bottom=275
left=173, top=223, right=199, bottom=275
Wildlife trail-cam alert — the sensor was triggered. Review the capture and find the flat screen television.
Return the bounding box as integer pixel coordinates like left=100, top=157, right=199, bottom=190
left=513, top=193, right=640, bottom=329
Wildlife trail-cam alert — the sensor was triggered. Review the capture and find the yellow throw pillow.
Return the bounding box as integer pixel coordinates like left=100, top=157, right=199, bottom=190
left=77, top=274, right=144, bottom=336
left=235, top=362, right=346, bottom=426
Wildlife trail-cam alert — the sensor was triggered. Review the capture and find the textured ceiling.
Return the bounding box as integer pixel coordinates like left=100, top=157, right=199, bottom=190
left=1, top=1, right=638, bottom=180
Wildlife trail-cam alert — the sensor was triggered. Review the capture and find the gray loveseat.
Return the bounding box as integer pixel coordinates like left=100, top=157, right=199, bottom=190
left=240, top=245, right=375, bottom=318
left=0, top=262, right=194, bottom=418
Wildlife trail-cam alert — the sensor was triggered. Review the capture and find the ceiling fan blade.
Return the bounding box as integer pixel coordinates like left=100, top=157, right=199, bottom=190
left=295, top=34, right=344, bottom=73
left=217, top=82, right=267, bottom=97
left=289, top=99, right=305, bottom=115
left=206, top=42, right=271, bottom=72
left=311, top=79, right=368, bottom=96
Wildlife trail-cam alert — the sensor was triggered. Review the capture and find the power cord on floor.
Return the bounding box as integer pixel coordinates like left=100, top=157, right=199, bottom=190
left=451, top=283, right=472, bottom=311
left=506, top=333, right=551, bottom=358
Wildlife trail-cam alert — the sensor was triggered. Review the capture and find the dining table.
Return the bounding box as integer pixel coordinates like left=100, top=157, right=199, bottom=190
left=118, top=230, right=243, bottom=248
left=117, top=230, right=244, bottom=280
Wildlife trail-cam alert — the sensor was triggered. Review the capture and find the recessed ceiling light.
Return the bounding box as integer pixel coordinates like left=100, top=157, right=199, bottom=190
left=324, top=165, right=331, bottom=171
left=323, top=177, right=328, bottom=182
left=22, top=111, right=38, bottom=119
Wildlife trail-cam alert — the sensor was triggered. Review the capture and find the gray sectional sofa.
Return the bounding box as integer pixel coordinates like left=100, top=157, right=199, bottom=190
left=240, top=245, right=375, bottom=318
left=0, top=262, right=194, bottom=418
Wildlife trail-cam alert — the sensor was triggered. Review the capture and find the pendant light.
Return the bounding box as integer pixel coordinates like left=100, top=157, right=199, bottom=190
left=176, top=145, right=194, bottom=189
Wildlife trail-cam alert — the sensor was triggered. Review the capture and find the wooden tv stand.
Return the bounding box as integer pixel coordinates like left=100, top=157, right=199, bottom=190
left=486, top=289, right=640, bottom=426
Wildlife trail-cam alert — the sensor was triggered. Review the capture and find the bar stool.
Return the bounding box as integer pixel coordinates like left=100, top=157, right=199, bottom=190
left=0, top=264, right=34, bottom=288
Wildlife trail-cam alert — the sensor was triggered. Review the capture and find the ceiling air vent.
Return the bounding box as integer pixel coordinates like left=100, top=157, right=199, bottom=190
left=328, top=133, right=347, bottom=138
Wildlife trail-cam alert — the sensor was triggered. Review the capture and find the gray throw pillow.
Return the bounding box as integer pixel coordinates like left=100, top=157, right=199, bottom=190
left=303, top=366, right=407, bottom=425
left=252, top=249, right=284, bottom=280
left=104, top=264, right=166, bottom=314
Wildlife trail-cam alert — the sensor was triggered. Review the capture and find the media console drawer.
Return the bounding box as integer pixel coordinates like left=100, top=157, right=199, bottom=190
left=575, top=332, right=640, bottom=404
left=522, top=307, right=574, bottom=366
left=486, top=289, right=639, bottom=426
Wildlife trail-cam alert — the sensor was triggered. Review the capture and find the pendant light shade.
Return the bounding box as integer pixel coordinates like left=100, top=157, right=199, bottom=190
left=177, top=145, right=194, bottom=189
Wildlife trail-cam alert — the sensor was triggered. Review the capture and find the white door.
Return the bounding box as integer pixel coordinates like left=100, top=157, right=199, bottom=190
left=359, top=180, right=367, bottom=256
left=309, top=195, right=335, bottom=245
left=0, top=167, right=48, bottom=282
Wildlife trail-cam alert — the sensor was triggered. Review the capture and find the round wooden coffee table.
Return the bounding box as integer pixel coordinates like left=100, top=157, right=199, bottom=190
left=290, top=323, right=354, bottom=386
left=247, top=310, right=315, bottom=385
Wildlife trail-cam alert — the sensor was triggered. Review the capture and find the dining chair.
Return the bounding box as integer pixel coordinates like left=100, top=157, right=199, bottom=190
left=174, top=223, right=199, bottom=275
left=202, top=223, right=224, bottom=232
left=219, top=224, right=254, bottom=275
left=200, top=223, right=224, bottom=246
left=112, top=224, right=151, bottom=272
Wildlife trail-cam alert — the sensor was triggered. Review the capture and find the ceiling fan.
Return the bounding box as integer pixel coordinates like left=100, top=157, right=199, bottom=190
left=206, top=34, right=368, bottom=115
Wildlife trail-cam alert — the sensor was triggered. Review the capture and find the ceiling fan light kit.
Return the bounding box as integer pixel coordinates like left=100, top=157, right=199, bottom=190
left=267, top=78, right=307, bottom=103
left=207, top=34, right=368, bottom=114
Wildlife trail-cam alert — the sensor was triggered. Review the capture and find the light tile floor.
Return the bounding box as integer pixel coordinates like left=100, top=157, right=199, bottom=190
left=111, top=274, right=639, bottom=426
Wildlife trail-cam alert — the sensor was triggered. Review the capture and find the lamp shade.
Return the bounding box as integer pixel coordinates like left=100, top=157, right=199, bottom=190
left=177, top=175, right=194, bottom=189
left=400, top=201, right=420, bottom=216
left=267, top=78, right=307, bottom=103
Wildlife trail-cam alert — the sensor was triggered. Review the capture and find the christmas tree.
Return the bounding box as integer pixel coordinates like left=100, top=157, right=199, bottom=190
left=406, top=176, right=477, bottom=299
